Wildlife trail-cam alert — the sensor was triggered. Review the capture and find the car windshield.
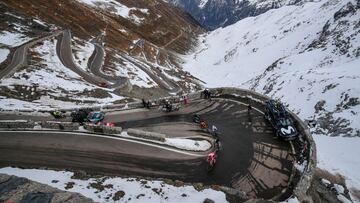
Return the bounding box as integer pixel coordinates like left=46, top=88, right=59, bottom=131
left=279, top=118, right=292, bottom=126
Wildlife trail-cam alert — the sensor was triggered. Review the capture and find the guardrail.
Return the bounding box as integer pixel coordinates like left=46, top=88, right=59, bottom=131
left=202, top=87, right=316, bottom=201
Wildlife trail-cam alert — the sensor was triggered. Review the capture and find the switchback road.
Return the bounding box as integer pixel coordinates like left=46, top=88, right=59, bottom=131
left=0, top=97, right=294, bottom=199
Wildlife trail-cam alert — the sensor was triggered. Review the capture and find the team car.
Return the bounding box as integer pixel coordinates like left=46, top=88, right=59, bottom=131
left=264, top=100, right=298, bottom=141
left=87, top=111, right=105, bottom=123
left=70, top=108, right=93, bottom=123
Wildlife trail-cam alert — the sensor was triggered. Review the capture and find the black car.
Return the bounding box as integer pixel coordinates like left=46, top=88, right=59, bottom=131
left=71, top=108, right=93, bottom=123
left=264, top=100, right=298, bottom=141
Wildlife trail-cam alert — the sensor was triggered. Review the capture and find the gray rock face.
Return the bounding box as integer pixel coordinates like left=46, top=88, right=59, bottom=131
left=165, top=0, right=303, bottom=30
left=0, top=174, right=94, bottom=203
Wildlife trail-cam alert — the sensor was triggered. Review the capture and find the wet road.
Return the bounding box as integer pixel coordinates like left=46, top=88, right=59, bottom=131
left=0, top=31, right=61, bottom=79
left=0, top=97, right=294, bottom=199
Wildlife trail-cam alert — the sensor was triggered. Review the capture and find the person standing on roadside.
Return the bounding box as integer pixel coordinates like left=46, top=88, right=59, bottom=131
left=142, top=98, right=146, bottom=108
left=248, top=103, right=252, bottom=114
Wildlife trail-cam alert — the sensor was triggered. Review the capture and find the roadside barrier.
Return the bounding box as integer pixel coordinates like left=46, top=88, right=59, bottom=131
left=0, top=120, right=35, bottom=129
left=84, top=123, right=122, bottom=134
left=41, top=121, right=80, bottom=131
left=127, top=128, right=166, bottom=142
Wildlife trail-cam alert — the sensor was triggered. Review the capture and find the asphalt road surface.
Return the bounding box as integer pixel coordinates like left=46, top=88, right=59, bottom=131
left=0, top=31, right=61, bottom=80
left=0, top=97, right=294, bottom=199
left=56, top=30, right=108, bottom=86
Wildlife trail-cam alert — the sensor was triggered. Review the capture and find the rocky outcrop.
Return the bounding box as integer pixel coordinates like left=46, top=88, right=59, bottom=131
left=0, top=174, right=93, bottom=203
left=166, top=0, right=303, bottom=30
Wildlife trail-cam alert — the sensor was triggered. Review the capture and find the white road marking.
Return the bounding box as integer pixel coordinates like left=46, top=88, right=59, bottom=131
left=0, top=130, right=205, bottom=157
left=213, top=98, right=265, bottom=114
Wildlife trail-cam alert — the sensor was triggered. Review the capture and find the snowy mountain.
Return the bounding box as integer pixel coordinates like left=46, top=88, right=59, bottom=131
left=165, top=0, right=302, bottom=30
left=0, top=0, right=203, bottom=110
left=183, top=0, right=360, bottom=191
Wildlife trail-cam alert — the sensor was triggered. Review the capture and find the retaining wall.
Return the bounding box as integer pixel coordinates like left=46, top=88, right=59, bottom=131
left=84, top=123, right=122, bottom=134
left=127, top=128, right=166, bottom=142
left=0, top=120, right=35, bottom=129
left=41, top=121, right=80, bottom=131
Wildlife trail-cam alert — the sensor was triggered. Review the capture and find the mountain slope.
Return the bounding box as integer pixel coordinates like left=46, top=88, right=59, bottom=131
left=0, top=0, right=204, bottom=110
left=165, top=0, right=301, bottom=30
left=183, top=0, right=360, bottom=190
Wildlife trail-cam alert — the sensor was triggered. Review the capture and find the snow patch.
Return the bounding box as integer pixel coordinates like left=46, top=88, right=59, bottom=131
left=0, top=48, right=9, bottom=64
left=0, top=167, right=228, bottom=203
left=76, top=0, right=149, bottom=24
left=165, top=138, right=211, bottom=151
left=0, top=31, right=31, bottom=47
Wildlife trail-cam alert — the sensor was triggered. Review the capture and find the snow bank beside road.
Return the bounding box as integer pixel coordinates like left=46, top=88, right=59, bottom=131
left=0, top=48, right=9, bottom=64
left=165, top=138, right=211, bottom=151
left=0, top=167, right=228, bottom=203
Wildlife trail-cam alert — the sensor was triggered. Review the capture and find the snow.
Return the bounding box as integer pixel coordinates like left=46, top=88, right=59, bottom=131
left=33, top=18, right=47, bottom=27
left=184, top=0, right=351, bottom=87
left=76, top=0, right=149, bottom=24
left=280, top=196, right=300, bottom=203
left=321, top=178, right=331, bottom=186
left=314, top=134, right=360, bottom=189
left=0, top=48, right=9, bottom=64
left=184, top=0, right=360, bottom=192
left=337, top=194, right=353, bottom=203
left=73, top=39, right=95, bottom=72
left=334, top=183, right=345, bottom=194
left=165, top=138, right=211, bottom=151
left=114, top=131, right=211, bottom=151
left=109, top=54, right=157, bottom=88
left=0, top=167, right=228, bottom=203
left=0, top=38, right=125, bottom=111
left=0, top=31, right=31, bottom=47
left=0, top=39, right=94, bottom=91
left=199, top=0, right=209, bottom=8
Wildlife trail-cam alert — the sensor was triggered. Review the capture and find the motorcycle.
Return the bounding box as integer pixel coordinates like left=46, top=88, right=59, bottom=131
left=51, top=110, right=65, bottom=119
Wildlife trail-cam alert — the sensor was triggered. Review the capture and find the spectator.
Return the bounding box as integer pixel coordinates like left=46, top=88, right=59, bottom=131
left=248, top=103, right=252, bottom=114
left=183, top=95, right=189, bottom=104
left=142, top=98, right=146, bottom=108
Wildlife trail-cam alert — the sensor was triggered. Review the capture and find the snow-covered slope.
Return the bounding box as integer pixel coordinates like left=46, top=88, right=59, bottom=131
left=184, top=0, right=360, bottom=189
left=165, top=0, right=301, bottom=30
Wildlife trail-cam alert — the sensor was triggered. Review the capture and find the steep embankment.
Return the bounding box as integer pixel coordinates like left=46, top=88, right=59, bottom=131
left=183, top=0, right=360, bottom=191
left=166, top=0, right=301, bottom=30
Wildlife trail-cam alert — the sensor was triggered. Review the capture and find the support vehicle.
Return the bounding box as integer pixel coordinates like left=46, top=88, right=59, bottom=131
left=264, top=100, right=298, bottom=141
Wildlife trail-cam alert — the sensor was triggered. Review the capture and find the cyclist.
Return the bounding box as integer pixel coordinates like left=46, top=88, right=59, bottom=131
left=200, top=121, right=208, bottom=129
left=206, top=151, right=217, bottom=167
left=211, top=125, right=218, bottom=137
